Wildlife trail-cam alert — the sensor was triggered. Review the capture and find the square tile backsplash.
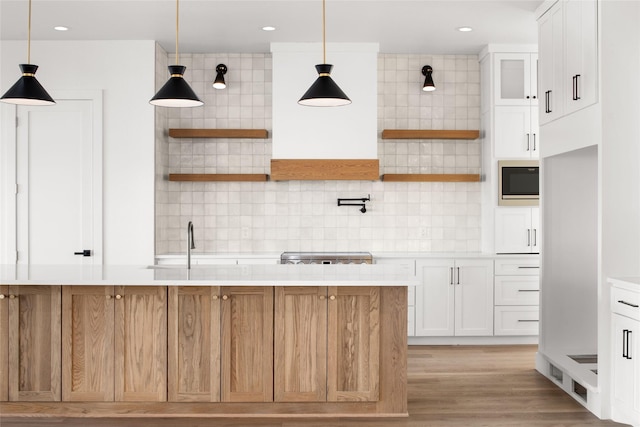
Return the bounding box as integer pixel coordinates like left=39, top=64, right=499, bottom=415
left=156, top=50, right=481, bottom=255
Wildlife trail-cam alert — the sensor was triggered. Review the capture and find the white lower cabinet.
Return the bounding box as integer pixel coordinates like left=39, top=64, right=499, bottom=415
left=494, top=257, right=540, bottom=336
left=374, top=258, right=416, bottom=336
left=415, top=259, right=494, bottom=336
left=611, top=284, right=640, bottom=426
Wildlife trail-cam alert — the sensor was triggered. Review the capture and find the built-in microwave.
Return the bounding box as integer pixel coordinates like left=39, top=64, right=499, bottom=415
left=498, top=160, right=539, bottom=206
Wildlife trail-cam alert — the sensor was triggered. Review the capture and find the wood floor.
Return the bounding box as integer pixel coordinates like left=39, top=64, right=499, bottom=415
left=0, top=345, right=626, bottom=427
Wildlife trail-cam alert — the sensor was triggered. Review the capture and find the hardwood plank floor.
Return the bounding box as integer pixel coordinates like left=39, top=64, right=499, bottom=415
left=0, top=345, right=627, bottom=427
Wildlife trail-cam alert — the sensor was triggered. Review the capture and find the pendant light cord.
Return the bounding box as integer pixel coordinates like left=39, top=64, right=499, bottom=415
left=175, top=0, right=179, bottom=64
left=322, top=0, right=326, bottom=64
left=27, top=0, right=32, bottom=63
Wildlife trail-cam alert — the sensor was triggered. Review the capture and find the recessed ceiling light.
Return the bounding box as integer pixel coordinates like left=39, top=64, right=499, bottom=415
left=54, top=26, right=69, bottom=31
left=262, top=26, right=276, bottom=31
left=457, top=26, right=473, bottom=32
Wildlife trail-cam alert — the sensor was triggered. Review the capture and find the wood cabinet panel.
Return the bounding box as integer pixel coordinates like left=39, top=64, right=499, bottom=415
left=274, top=287, right=327, bottom=402
left=327, top=286, right=380, bottom=402
left=114, top=286, right=167, bottom=402
left=168, top=286, right=220, bottom=402
left=62, top=286, right=114, bottom=401
left=0, top=286, right=8, bottom=401
left=8, top=286, right=61, bottom=401
left=221, top=286, right=273, bottom=402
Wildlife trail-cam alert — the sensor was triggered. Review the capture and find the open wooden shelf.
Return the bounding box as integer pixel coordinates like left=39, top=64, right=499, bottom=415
left=381, top=174, right=481, bottom=182
left=270, top=159, right=380, bottom=181
left=168, top=129, right=269, bottom=139
left=381, top=129, right=480, bottom=140
left=169, top=174, right=268, bottom=182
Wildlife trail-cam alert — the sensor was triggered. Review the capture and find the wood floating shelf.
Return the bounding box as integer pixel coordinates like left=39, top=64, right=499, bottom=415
left=381, top=174, right=481, bottom=182
left=381, top=129, right=480, bottom=140
left=270, top=159, right=380, bottom=181
left=169, top=174, right=268, bottom=182
left=168, top=129, right=269, bottom=139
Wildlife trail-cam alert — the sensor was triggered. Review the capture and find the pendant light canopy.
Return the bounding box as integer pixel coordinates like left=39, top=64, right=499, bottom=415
left=298, top=0, right=351, bottom=107
left=150, top=0, right=203, bottom=107
left=1, top=0, right=55, bottom=106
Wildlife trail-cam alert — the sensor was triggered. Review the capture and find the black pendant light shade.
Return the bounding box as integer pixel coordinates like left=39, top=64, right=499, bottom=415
left=150, top=65, right=203, bottom=107
left=1, top=64, right=56, bottom=105
left=422, top=65, right=436, bottom=92
left=212, top=64, right=227, bottom=89
left=298, top=64, right=351, bottom=107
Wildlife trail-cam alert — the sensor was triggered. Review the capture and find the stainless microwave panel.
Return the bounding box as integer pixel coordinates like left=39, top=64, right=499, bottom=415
left=498, top=160, right=540, bottom=206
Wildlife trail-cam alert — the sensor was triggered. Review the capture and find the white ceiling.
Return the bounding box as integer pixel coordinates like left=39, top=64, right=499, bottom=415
left=0, top=0, right=542, bottom=55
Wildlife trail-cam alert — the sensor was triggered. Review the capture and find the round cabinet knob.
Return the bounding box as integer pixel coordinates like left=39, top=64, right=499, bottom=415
left=329, top=295, right=336, bottom=301
left=115, top=294, right=123, bottom=300
left=0, top=294, right=5, bottom=299
left=9, top=294, right=16, bottom=299
left=222, top=295, right=229, bottom=301
left=319, top=295, right=325, bottom=300
left=212, top=295, right=219, bottom=300
left=106, top=295, right=112, bottom=300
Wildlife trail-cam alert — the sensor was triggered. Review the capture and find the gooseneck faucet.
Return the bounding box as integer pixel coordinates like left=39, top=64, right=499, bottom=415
left=187, top=221, right=195, bottom=269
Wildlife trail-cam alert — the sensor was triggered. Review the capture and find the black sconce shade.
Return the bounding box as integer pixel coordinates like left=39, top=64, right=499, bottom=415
left=422, top=65, right=436, bottom=92
left=213, top=64, right=227, bottom=89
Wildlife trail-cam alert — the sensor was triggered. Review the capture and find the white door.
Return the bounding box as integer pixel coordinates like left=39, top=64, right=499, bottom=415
left=16, top=93, right=102, bottom=265
left=494, top=106, right=532, bottom=158
left=415, top=259, right=455, bottom=336
left=454, top=260, right=494, bottom=336
left=495, top=208, right=533, bottom=254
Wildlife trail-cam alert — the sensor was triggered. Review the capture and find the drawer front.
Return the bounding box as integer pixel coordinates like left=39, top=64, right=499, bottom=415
left=495, top=258, right=540, bottom=275
left=494, top=306, right=539, bottom=336
left=612, top=286, right=640, bottom=321
left=495, top=276, right=540, bottom=306
left=408, top=285, right=416, bottom=306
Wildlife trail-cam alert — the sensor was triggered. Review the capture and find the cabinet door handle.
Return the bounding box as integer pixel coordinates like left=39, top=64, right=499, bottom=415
left=573, top=74, right=581, bottom=101
left=533, top=229, right=537, bottom=247
left=115, top=294, right=123, bottom=300
left=533, top=134, right=537, bottom=152
left=545, top=90, right=552, bottom=113
left=526, top=133, right=530, bottom=151
left=518, top=289, right=540, bottom=292
left=618, top=300, right=639, bottom=308
left=0, top=294, right=4, bottom=299
left=527, top=229, right=531, bottom=247
left=517, top=319, right=539, bottom=322
left=518, top=266, right=540, bottom=269
left=628, top=330, right=633, bottom=360
left=456, top=267, right=460, bottom=285
left=222, top=295, right=229, bottom=301
left=450, top=267, right=454, bottom=285
left=329, top=295, right=336, bottom=301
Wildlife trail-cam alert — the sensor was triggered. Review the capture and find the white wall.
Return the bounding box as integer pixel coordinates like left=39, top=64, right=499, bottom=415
left=0, top=40, right=156, bottom=265
left=271, top=43, right=378, bottom=159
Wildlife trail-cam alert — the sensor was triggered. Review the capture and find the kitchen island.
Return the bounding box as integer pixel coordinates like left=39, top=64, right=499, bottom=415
left=0, top=264, right=410, bottom=419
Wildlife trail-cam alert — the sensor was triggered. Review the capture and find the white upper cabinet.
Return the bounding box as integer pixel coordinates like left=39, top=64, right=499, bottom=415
left=538, top=1, right=565, bottom=125
left=494, top=106, right=539, bottom=158
left=495, top=207, right=540, bottom=254
left=538, top=0, right=598, bottom=125
left=494, top=53, right=538, bottom=106
left=564, top=0, right=598, bottom=115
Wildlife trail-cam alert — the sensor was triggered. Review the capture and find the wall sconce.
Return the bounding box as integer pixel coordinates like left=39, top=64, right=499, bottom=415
left=422, top=65, right=435, bottom=92
left=337, top=195, right=370, bottom=213
left=212, top=64, right=227, bottom=89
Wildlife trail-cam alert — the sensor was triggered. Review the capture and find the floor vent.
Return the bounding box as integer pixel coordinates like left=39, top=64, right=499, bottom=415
left=573, top=381, right=588, bottom=402
left=550, top=363, right=563, bottom=383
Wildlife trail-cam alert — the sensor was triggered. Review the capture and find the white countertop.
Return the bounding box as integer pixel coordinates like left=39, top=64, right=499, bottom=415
left=0, top=264, right=416, bottom=287
left=156, top=252, right=539, bottom=261
left=608, top=277, right=640, bottom=292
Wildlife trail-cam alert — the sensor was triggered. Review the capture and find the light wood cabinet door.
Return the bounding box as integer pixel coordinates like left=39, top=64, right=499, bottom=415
left=0, top=286, right=8, bottom=401
left=62, top=286, right=115, bottom=401
left=327, top=286, right=379, bottom=402
left=221, top=286, right=273, bottom=402
left=8, top=285, right=61, bottom=401
left=114, top=286, right=167, bottom=402
left=274, top=286, right=327, bottom=402
left=168, top=286, right=221, bottom=402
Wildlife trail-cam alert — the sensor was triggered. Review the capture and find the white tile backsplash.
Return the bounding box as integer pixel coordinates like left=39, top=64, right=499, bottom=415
left=155, top=52, right=481, bottom=255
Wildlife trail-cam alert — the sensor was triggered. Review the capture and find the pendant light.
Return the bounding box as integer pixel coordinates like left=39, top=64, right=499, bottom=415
left=150, top=0, right=203, bottom=107
left=0, top=0, right=55, bottom=106
left=298, top=0, right=351, bottom=107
